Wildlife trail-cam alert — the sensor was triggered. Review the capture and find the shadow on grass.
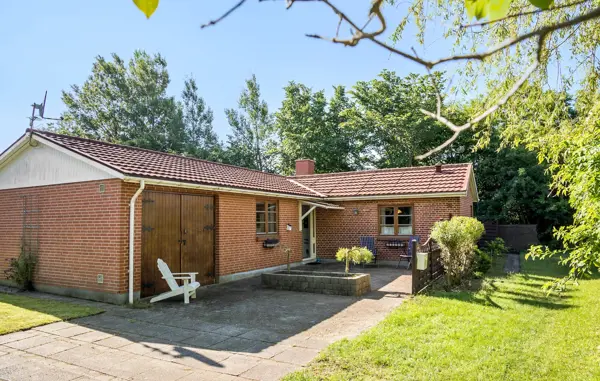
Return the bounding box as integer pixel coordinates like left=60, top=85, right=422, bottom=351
left=433, top=292, right=505, bottom=309
left=494, top=295, right=574, bottom=310
left=427, top=255, right=575, bottom=311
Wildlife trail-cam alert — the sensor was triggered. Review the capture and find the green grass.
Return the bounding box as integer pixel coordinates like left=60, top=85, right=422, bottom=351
left=286, top=256, right=600, bottom=381
left=0, top=293, right=103, bottom=335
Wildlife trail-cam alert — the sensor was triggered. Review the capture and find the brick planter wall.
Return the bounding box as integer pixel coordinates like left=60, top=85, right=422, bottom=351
left=261, top=270, right=371, bottom=296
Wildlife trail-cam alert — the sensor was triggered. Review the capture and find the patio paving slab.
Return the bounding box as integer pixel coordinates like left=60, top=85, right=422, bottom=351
left=0, top=263, right=411, bottom=380
left=239, top=330, right=288, bottom=344
left=71, top=330, right=114, bottom=343
left=216, top=354, right=262, bottom=376
left=0, top=330, right=41, bottom=345
left=53, top=326, right=94, bottom=338
left=131, top=359, right=195, bottom=381
left=181, top=331, right=230, bottom=348
left=272, top=347, right=321, bottom=366
left=4, top=334, right=56, bottom=351
left=210, top=337, right=260, bottom=352
left=243, top=343, right=293, bottom=360
left=213, top=325, right=254, bottom=337
left=26, top=339, right=80, bottom=356
left=241, top=359, right=302, bottom=381
left=33, top=322, right=78, bottom=333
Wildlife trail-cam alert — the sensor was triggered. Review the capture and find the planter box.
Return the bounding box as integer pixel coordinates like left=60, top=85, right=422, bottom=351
left=261, top=270, right=371, bottom=296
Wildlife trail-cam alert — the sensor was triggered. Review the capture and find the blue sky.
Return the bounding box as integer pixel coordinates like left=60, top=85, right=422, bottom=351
left=0, top=0, right=455, bottom=150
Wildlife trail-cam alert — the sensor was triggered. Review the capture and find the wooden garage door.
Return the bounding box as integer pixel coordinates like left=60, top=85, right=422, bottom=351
left=141, top=192, right=215, bottom=298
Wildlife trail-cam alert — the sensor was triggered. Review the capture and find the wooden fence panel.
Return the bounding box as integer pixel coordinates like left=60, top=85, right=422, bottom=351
left=412, top=240, right=444, bottom=294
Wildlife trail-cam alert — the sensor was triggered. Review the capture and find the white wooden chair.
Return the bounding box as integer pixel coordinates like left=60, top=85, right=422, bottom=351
left=149, top=259, right=200, bottom=304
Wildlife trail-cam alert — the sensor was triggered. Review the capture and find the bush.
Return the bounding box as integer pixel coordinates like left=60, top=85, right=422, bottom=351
left=336, top=247, right=374, bottom=274
left=430, top=216, right=485, bottom=286
left=485, top=237, right=508, bottom=258
left=474, top=248, right=492, bottom=275
left=4, top=248, right=36, bottom=291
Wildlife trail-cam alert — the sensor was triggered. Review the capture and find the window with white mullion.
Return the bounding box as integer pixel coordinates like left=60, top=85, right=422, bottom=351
left=257, top=201, right=278, bottom=235
left=379, top=207, right=395, bottom=235
left=397, top=206, right=413, bottom=235
left=256, top=202, right=266, bottom=234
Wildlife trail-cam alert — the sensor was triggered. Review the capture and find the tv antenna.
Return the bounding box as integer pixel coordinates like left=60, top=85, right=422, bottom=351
left=28, top=91, right=63, bottom=144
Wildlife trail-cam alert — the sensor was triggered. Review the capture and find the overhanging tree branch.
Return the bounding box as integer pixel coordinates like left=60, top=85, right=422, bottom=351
left=201, top=0, right=600, bottom=159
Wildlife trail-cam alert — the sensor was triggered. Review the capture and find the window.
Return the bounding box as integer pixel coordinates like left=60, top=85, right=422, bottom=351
left=256, top=201, right=277, bottom=234
left=379, top=206, right=413, bottom=236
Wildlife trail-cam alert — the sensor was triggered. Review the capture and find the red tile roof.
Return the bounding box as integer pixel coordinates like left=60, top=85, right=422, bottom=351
left=34, top=131, right=321, bottom=197
left=291, top=164, right=473, bottom=198
left=32, top=131, right=473, bottom=199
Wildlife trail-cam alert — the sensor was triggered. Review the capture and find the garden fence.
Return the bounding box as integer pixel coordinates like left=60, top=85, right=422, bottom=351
left=411, top=239, right=444, bottom=294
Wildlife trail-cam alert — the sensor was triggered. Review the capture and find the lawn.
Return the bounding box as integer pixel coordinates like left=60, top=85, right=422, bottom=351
left=286, top=256, right=600, bottom=381
left=0, top=293, right=103, bottom=335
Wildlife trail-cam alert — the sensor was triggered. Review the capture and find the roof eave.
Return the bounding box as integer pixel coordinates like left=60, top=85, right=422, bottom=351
left=325, top=191, right=467, bottom=201
left=122, top=176, right=323, bottom=200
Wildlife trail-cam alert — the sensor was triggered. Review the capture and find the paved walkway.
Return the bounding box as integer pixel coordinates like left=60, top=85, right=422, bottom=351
left=504, top=253, right=521, bottom=273
left=0, top=264, right=411, bottom=381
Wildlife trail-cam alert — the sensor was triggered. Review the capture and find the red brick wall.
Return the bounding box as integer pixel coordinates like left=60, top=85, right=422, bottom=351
left=315, top=197, right=469, bottom=261
left=120, top=184, right=304, bottom=286
left=215, top=193, right=302, bottom=276
left=0, top=179, right=129, bottom=294
left=0, top=176, right=476, bottom=299
left=460, top=186, right=474, bottom=217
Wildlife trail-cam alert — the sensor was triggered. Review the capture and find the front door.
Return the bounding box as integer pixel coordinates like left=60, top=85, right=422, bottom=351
left=141, top=191, right=215, bottom=297
left=301, top=205, right=316, bottom=259
left=302, top=215, right=311, bottom=259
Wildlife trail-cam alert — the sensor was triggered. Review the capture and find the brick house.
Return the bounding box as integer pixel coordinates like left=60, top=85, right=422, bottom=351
left=0, top=130, right=478, bottom=303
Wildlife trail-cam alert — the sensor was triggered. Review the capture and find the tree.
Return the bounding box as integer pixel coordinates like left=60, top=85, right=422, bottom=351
left=225, top=75, right=275, bottom=171
left=335, top=247, right=374, bottom=274
left=344, top=70, right=461, bottom=168
left=181, top=77, right=224, bottom=161
left=133, top=0, right=600, bottom=281
left=473, top=132, right=572, bottom=245
left=56, top=51, right=189, bottom=154
left=273, top=83, right=359, bottom=175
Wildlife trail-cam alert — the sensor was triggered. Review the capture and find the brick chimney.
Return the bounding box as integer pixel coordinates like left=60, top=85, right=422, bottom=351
left=435, top=163, right=442, bottom=173
left=295, top=159, right=315, bottom=176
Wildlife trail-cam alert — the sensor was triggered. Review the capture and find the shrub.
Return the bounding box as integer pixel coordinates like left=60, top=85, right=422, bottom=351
left=430, top=216, right=485, bottom=286
left=474, top=248, right=492, bottom=275
left=335, top=247, right=374, bottom=274
left=485, top=237, right=508, bottom=258
left=4, top=247, right=36, bottom=291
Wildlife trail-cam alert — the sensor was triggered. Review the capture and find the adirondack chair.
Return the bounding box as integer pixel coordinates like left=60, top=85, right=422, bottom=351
left=360, top=236, right=378, bottom=267
left=397, top=235, right=420, bottom=269
left=150, top=259, right=200, bottom=304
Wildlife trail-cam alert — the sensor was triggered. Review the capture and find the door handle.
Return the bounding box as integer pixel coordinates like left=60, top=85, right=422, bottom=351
left=178, top=239, right=187, bottom=245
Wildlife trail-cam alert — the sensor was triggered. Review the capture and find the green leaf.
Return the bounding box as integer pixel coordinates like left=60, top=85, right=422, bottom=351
left=488, top=0, right=511, bottom=20
left=528, top=0, right=553, bottom=10
left=133, top=0, right=159, bottom=19
left=465, top=0, right=488, bottom=20
left=465, top=0, right=512, bottom=20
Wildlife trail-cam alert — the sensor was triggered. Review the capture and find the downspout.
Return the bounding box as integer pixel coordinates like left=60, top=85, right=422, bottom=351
left=129, top=180, right=145, bottom=304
